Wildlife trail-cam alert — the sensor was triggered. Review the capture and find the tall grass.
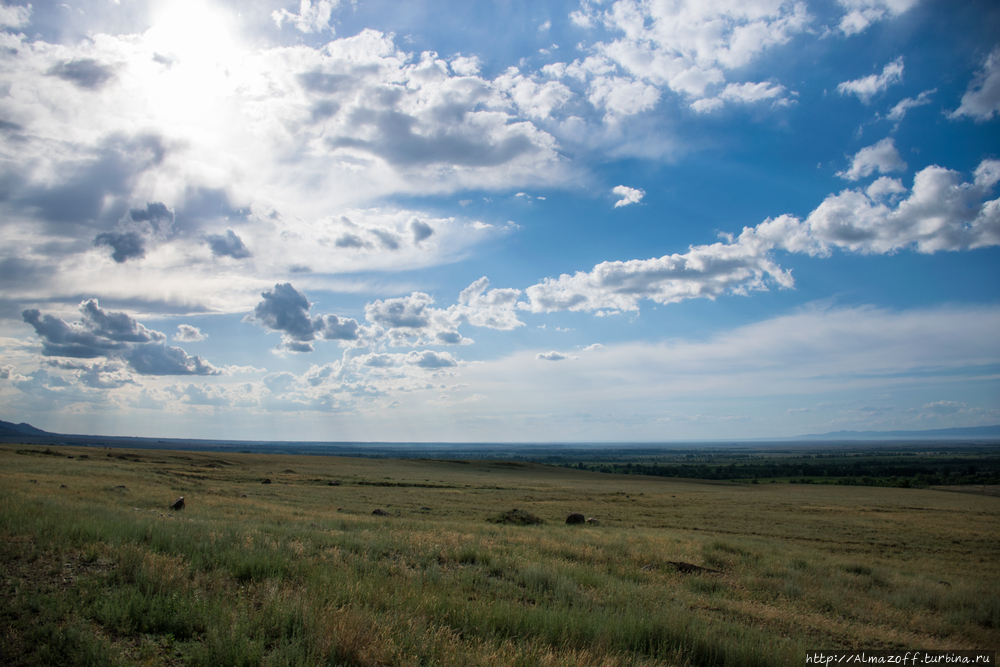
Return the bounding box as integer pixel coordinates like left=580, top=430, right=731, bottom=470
left=2, top=445, right=997, bottom=666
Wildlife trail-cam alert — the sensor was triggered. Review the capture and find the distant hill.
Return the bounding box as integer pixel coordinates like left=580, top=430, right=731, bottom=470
left=797, top=425, right=1000, bottom=440
left=0, top=420, right=51, bottom=437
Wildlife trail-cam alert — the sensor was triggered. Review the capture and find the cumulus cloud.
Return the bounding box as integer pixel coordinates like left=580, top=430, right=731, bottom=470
left=406, top=350, right=458, bottom=369
left=244, top=283, right=362, bottom=353
left=536, top=351, right=575, bottom=361
left=797, top=159, right=1000, bottom=254
left=949, top=47, right=1000, bottom=121
left=559, top=0, right=808, bottom=112
left=837, top=138, right=907, bottom=181
left=523, top=159, right=1000, bottom=313
left=613, top=185, right=645, bottom=208
left=455, top=277, right=524, bottom=331
left=204, top=230, right=252, bottom=259
left=523, top=235, right=794, bottom=313
left=364, top=292, right=468, bottom=347
left=495, top=68, right=574, bottom=120
left=836, top=0, right=920, bottom=36
left=21, top=300, right=220, bottom=375
left=837, top=57, right=904, bottom=104
left=272, top=0, right=339, bottom=34
left=173, top=325, right=207, bottom=342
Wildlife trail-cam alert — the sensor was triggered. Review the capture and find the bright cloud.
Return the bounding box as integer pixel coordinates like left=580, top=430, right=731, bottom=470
left=562, top=0, right=808, bottom=111
left=173, top=325, right=207, bottom=342
left=612, top=185, right=645, bottom=207
left=837, top=138, right=907, bottom=180
left=837, top=57, right=904, bottom=104
left=836, top=0, right=921, bottom=36
left=524, top=159, right=1000, bottom=313
left=949, top=47, right=1000, bottom=121
left=272, top=0, right=340, bottom=34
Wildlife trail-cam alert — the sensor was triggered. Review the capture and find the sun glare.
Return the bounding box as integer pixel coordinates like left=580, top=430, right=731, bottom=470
left=140, top=0, right=245, bottom=130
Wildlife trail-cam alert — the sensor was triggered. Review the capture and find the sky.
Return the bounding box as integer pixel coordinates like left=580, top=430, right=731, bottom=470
left=0, top=0, right=998, bottom=443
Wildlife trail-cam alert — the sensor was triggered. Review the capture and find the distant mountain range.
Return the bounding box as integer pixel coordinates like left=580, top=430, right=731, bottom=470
left=796, top=425, right=1000, bottom=440
left=0, top=419, right=51, bottom=437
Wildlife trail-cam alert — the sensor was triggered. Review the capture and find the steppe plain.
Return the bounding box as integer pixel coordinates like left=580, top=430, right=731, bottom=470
left=1, top=443, right=997, bottom=666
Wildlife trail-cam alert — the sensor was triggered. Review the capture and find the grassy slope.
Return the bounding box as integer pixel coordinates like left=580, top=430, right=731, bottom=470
left=1, top=444, right=997, bottom=666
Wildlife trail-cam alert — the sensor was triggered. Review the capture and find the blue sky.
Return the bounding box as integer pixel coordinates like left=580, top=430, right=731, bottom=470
left=0, top=0, right=998, bottom=442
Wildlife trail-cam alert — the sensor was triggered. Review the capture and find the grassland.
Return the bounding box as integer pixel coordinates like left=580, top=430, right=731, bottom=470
left=1, top=443, right=997, bottom=666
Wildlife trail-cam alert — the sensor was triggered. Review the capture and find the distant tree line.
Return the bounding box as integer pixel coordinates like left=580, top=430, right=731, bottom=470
left=555, top=456, right=1000, bottom=487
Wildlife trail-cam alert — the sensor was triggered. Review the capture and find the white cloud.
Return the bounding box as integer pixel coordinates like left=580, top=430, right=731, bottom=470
left=0, top=4, right=31, bottom=29
left=587, top=75, right=661, bottom=118
left=612, top=185, right=645, bottom=208
left=523, top=159, right=1000, bottom=313
left=837, top=138, right=907, bottom=181
left=836, top=0, right=920, bottom=36
left=455, top=277, right=525, bottom=331
left=495, top=68, right=575, bottom=120
left=865, top=176, right=907, bottom=201
left=720, top=80, right=789, bottom=104
left=565, top=0, right=809, bottom=111
left=837, top=57, right=904, bottom=104
left=949, top=47, right=1000, bottom=122
left=887, top=88, right=935, bottom=122
left=522, top=233, right=795, bottom=313
left=449, top=55, right=482, bottom=76
left=0, top=26, right=569, bottom=312
left=272, top=0, right=339, bottom=34
left=694, top=81, right=792, bottom=113
left=173, top=324, right=207, bottom=342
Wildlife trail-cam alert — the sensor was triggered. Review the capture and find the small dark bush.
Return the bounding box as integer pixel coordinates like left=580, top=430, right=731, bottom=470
left=486, top=509, right=545, bottom=525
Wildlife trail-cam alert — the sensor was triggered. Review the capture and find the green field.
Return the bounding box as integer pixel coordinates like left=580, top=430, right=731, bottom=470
left=1, top=443, right=997, bottom=666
